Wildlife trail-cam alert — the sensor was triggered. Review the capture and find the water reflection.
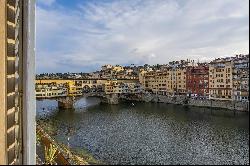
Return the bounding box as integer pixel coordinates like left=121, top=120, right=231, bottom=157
left=36, top=97, right=249, bottom=165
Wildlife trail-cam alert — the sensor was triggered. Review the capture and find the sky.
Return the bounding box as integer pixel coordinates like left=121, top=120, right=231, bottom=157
left=36, top=0, right=249, bottom=74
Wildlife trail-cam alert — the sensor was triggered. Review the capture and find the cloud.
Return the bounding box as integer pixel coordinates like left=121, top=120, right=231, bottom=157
left=37, top=0, right=56, bottom=6
left=36, top=0, right=249, bottom=73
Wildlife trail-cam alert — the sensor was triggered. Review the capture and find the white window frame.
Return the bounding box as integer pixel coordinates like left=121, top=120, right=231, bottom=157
left=22, top=0, right=36, bottom=164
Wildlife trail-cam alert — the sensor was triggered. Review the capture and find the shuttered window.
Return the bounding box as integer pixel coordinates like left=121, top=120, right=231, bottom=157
left=6, top=0, right=23, bottom=164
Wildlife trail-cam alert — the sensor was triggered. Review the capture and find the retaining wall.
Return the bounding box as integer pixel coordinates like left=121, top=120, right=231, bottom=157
left=119, top=93, right=249, bottom=112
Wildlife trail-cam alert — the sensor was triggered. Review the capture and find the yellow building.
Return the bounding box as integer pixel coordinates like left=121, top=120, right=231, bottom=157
left=139, top=69, right=147, bottom=85
left=140, top=66, right=187, bottom=96
left=140, top=71, right=168, bottom=95
left=104, top=80, right=119, bottom=94
left=36, top=79, right=138, bottom=95
left=112, top=65, right=124, bottom=72
left=143, top=71, right=156, bottom=93
left=36, top=79, right=72, bottom=85
left=155, top=71, right=168, bottom=95
left=176, top=67, right=187, bottom=94
left=166, top=67, right=186, bottom=95
left=67, top=81, right=82, bottom=96
left=166, top=69, right=174, bottom=95
left=209, top=58, right=233, bottom=100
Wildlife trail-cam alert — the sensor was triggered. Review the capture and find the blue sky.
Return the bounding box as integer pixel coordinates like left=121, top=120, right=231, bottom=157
left=36, top=0, right=249, bottom=74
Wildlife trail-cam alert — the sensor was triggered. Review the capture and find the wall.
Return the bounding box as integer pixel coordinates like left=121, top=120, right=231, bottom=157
left=120, top=93, right=249, bottom=112
left=101, top=94, right=119, bottom=104
left=188, top=98, right=248, bottom=111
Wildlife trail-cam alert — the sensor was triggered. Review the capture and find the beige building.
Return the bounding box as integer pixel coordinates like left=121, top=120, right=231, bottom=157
left=166, top=66, right=187, bottom=95
left=175, top=67, right=187, bottom=95
left=104, top=80, right=143, bottom=94
left=141, top=71, right=156, bottom=93
left=127, top=83, right=143, bottom=94
left=154, top=71, right=168, bottom=95
left=101, top=64, right=113, bottom=71
left=112, top=65, right=124, bottom=72
left=35, top=84, right=68, bottom=98
left=140, top=65, right=187, bottom=96
left=209, top=58, right=233, bottom=100
left=139, top=70, right=168, bottom=95
left=0, top=0, right=35, bottom=164
left=139, top=69, right=147, bottom=85
left=104, top=80, right=119, bottom=94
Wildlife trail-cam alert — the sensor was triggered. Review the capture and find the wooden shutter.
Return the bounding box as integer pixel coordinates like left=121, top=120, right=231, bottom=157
left=6, top=0, right=23, bottom=164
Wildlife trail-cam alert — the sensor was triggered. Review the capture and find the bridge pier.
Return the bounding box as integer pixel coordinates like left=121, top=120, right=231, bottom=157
left=101, top=93, right=119, bottom=104
left=58, top=96, right=75, bottom=109
left=57, top=93, right=118, bottom=110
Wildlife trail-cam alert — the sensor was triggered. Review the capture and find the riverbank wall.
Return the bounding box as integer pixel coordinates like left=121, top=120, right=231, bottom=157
left=117, top=93, right=249, bottom=112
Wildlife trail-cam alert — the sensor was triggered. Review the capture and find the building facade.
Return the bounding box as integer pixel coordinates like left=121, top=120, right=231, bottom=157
left=101, top=64, right=113, bottom=71
left=67, top=81, right=82, bottom=96
left=209, top=58, right=233, bottom=100
left=166, top=67, right=187, bottom=95
left=142, top=71, right=157, bottom=93
left=104, top=80, right=119, bottom=94
left=186, top=64, right=209, bottom=97
left=154, top=71, right=168, bottom=95
left=35, top=84, right=68, bottom=98
left=104, top=80, right=143, bottom=94
left=232, top=55, right=249, bottom=101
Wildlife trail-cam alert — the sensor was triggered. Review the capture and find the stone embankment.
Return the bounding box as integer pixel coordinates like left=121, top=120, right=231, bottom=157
left=101, top=93, right=119, bottom=104
left=105, top=93, right=249, bottom=112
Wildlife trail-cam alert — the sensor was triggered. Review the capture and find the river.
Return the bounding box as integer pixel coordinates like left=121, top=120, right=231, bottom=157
left=36, top=97, right=249, bottom=165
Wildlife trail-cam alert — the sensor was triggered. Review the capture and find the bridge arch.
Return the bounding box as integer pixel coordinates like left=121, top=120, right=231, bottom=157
left=83, top=85, right=91, bottom=89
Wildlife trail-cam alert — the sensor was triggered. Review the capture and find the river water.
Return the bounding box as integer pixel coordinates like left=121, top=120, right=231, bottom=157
left=36, top=97, right=249, bottom=165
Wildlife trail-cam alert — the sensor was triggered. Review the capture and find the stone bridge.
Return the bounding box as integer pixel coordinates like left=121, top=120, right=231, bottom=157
left=57, top=92, right=119, bottom=109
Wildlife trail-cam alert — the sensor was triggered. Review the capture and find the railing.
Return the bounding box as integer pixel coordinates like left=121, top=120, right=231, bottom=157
left=36, top=126, right=72, bottom=165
